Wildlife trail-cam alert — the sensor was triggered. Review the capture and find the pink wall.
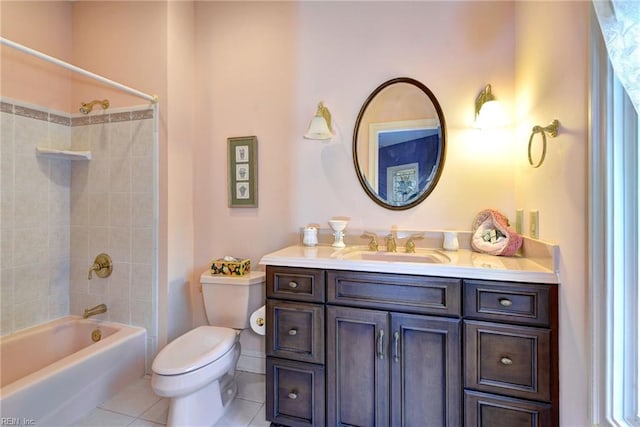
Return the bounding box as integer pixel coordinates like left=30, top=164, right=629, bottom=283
left=515, top=2, right=590, bottom=424
left=0, top=1, right=73, bottom=111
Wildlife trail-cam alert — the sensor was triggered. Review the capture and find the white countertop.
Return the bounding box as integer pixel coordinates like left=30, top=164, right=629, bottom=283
left=259, top=243, right=560, bottom=284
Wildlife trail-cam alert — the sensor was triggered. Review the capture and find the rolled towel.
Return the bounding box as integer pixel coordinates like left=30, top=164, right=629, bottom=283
left=471, top=209, right=523, bottom=256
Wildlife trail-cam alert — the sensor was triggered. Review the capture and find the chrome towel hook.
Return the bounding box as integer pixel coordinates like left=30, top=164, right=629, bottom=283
left=528, top=119, right=559, bottom=168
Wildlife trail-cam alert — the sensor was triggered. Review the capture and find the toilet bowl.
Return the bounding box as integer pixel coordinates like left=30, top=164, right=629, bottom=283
left=151, top=326, right=239, bottom=426
left=151, top=271, right=265, bottom=427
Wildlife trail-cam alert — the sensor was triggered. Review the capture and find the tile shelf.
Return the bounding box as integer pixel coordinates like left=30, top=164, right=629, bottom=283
left=36, top=146, right=92, bottom=160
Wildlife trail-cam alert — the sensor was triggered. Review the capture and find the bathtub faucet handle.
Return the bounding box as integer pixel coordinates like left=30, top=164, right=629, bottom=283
left=88, top=253, right=113, bottom=280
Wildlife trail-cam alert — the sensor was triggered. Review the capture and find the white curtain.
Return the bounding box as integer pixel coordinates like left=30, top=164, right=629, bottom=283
left=593, top=0, right=640, bottom=114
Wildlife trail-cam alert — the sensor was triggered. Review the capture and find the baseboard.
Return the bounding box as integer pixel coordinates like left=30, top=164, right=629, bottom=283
left=237, top=350, right=265, bottom=374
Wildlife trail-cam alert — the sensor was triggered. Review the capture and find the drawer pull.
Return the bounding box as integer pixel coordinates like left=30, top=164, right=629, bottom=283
left=288, top=329, right=297, bottom=336
left=288, top=392, right=298, bottom=400
left=377, top=330, right=385, bottom=360
left=288, top=281, right=298, bottom=289
left=499, top=298, right=513, bottom=307
left=500, top=357, right=513, bottom=365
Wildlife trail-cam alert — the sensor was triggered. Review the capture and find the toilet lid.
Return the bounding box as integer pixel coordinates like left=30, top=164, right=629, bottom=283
left=152, top=326, right=237, bottom=376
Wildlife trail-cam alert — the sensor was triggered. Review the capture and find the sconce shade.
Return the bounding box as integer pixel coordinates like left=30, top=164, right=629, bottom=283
left=474, top=84, right=507, bottom=129
left=304, top=102, right=333, bottom=140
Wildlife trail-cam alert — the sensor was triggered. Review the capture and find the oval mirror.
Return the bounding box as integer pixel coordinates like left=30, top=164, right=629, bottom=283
left=353, top=77, right=446, bottom=210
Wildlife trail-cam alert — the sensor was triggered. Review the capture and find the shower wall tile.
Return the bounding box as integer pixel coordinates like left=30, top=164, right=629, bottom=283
left=49, top=226, right=71, bottom=262
left=0, top=229, right=13, bottom=270
left=109, top=226, right=132, bottom=263
left=88, top=193, right=109, bottom=226
left=110, top=192, right=132, bottom=227
left=0, top=268, right=15, bottom=335
left=2, top=99, right=157, bottom=371
left=109, top=262, right=131, bottom=300
left=131, top=263, right=153, bottom=302
left=71, top=191, right=89, bottom=227
left=132, top=193, right=153, bottom=227
left=88, top=226, right=109, bottom=257
left=69, top=108, right=157, bottom=371
left=131, top=159, right=153, bottom=193
left=13, top=227, right=48, bottom=267
left=110, top=157, right=131, bottom=193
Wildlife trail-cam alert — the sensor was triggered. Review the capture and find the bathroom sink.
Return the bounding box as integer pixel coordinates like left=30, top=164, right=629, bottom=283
left=340, top=248, right=450, bottom=264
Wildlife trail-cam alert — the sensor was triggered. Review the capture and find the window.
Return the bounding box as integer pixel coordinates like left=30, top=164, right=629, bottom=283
left=590, top=8, right=640, bottom=427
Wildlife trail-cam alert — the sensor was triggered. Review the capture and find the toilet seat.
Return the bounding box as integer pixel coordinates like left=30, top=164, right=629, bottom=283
left=152, top=326, right=237, bottom=376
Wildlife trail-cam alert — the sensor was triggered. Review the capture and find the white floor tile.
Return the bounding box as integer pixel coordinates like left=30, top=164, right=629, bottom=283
left=236, top=371, right=266, bottom=404
left=139, top=398, right=169, bottom=425
left=248, top=404, right=271, bottom=427
left=71, top=408, right=135, bottom=427
left=128, top=419, right=165, bottom=427
left=213, top=398, right=262, bottom=427
left=85, top=371, right=267, bottom=427
left=99, top=377, right=162, bottom=417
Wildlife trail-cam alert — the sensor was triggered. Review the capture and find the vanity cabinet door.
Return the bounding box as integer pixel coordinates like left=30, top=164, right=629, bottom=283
left=327, top=305, right=389, bottom=427
left=390, top=313, right=461, bottom=427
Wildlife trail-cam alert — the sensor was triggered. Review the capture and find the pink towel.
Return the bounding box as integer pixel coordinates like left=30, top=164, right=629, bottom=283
left=471, top=209, right=523, bottom=257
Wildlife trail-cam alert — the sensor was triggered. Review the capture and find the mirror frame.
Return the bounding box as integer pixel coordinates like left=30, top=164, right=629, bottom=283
left=352, top=77, right=447, bottom=210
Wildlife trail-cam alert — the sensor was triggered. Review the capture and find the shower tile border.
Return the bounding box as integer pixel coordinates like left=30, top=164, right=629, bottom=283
left=0, top=98, right=154, bottom=127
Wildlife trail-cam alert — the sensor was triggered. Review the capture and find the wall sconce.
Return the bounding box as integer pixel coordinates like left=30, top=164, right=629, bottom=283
left=528, top=119, right=559, bottom=168
left=304, top=102, right=333, bottom=140
left=474, top=84, right=507, bottom=129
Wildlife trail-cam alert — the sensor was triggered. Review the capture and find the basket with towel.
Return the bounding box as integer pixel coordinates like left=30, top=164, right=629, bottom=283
left=471, top=209, right=523, bottom=257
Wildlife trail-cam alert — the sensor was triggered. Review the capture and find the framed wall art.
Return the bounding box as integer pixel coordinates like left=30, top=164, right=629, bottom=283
left=227, top=136, right=258, bottom=208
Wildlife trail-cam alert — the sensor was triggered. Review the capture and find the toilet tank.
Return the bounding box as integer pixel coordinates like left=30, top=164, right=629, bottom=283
left=200, top=271, right=265, bottom=329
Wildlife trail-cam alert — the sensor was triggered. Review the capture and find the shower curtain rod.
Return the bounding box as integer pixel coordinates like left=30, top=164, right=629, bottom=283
left=0, top=37, right=158, bottom=104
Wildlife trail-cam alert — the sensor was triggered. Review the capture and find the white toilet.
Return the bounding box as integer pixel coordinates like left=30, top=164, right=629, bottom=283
left=151, top=271, right=265, bottom=427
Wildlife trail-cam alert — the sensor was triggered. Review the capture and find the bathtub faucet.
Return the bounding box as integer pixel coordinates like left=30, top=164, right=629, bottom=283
left=83, top=303, right=107, bottom=319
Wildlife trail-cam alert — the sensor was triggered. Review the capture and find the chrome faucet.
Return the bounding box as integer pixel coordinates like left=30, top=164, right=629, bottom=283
left=385, top=233, right=397, bottom=252
left=83, top=303, right=107, bottom=319
left=361, top=232, right=379, bottom=252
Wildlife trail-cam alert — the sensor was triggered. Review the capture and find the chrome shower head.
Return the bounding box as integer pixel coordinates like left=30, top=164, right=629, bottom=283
left=79, top=99, right=109, bottom=115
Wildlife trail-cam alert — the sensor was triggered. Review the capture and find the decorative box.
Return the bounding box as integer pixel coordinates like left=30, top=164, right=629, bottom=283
left=210, top=257, right=251, bottom=276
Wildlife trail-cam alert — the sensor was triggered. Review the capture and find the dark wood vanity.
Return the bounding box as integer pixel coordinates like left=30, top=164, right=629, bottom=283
left=265, top=265, right=558, bottom=427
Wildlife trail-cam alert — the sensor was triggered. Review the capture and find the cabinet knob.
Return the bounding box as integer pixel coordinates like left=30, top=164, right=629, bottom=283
left=288, top=392, right=298, bottom=400
left=288, top=329, right=297, bottom=336
left=499, top=298, right=513, bottom=307
left=288, top=281, right=298, bottom=289
left=500, top=357, right=513, bottom=365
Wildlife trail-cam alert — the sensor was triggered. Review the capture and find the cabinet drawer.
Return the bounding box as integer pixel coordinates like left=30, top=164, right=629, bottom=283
left=266, top=357, right=325, bottom=427
left=328, top=270, right=461, bottom=316
left=267, top=266, right=325, bottom=303
left=266, top=300, right=324, bottom=364
left=464, top=321, right=551, bottom=402
left=464, top=390, right=553, bottom=427
left=464, top=280, right=555, bottom=326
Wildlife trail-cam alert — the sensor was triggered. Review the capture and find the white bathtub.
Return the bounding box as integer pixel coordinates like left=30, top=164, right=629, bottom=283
left=0, top=316, right=146, bottom=426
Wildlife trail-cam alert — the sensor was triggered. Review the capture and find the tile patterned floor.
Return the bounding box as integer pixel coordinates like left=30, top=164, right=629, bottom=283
left=71, top=371, right=270, bottom=427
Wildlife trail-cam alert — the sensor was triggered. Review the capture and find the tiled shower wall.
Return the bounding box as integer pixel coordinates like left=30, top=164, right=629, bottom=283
left=0, top=98, right=157, bottom=365
left=1, top=101, right=72, bottom=334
